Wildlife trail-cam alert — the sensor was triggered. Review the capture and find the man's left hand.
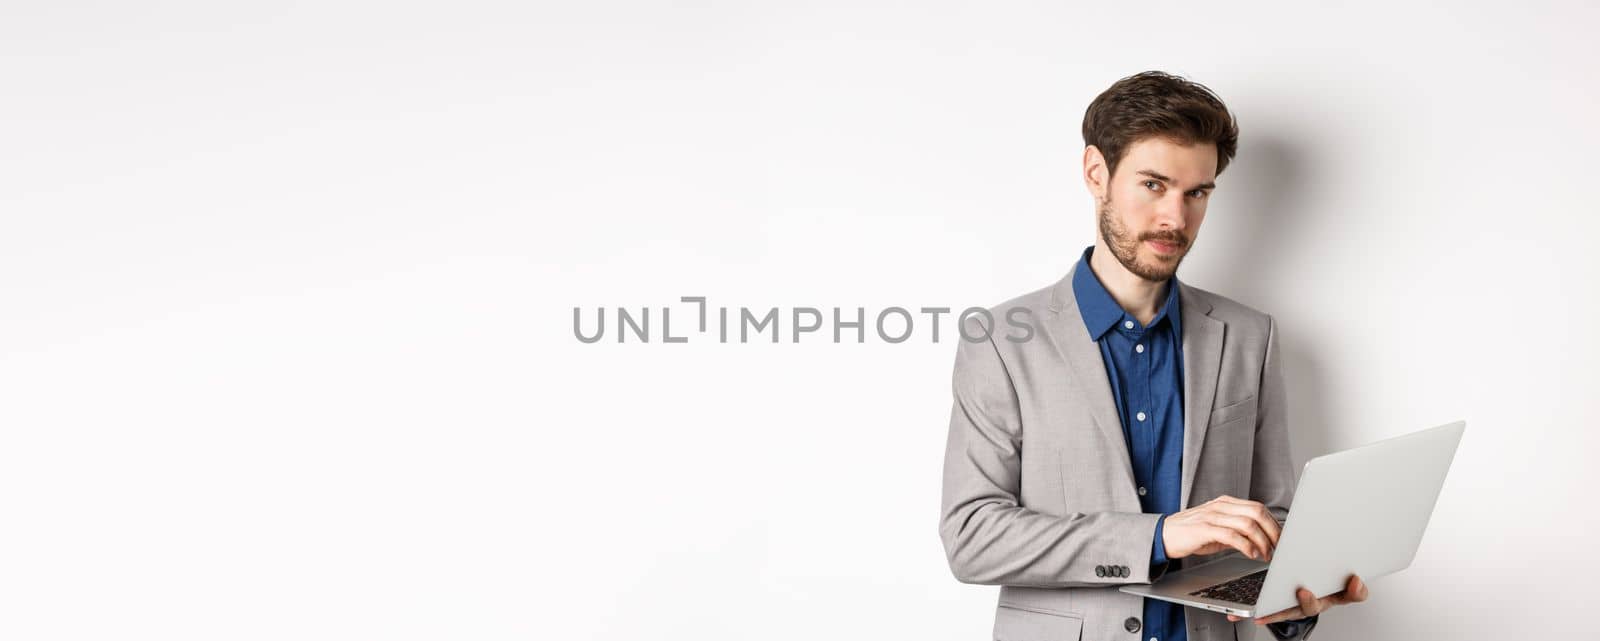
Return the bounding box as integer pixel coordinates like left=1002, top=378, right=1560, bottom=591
left=1227, top=574, right=1368, bottom=625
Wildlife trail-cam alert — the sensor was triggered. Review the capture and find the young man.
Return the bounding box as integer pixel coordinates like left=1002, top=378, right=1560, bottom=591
left=938, top=71, right=1368, bottom=641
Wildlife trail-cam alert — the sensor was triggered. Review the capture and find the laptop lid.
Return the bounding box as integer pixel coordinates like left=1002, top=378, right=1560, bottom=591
left=1250, top=420, right=1466, bottom=615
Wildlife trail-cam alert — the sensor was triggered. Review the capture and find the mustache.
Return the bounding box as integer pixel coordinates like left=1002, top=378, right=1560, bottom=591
left=1138, top=230, right=1189, bottom=247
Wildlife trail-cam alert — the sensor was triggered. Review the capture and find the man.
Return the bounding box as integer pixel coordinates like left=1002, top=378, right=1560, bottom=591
left=938, top=71, right=1368, bottom=641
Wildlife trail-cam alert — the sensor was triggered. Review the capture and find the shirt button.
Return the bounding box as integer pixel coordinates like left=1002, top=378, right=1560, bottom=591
left=1138, top=486, right=1147, bottom=496
left=1136, top=344, right=1144, bottom=353
left=1124, top=320, right=1135, bottom=329
left=1136, top=411, right=1147, bottom=422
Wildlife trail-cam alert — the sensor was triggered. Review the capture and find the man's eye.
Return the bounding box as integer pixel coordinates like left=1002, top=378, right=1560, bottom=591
left=1188, top=190, right=1208, bottom=199
left=1143, top=180, right=1161, bottom=191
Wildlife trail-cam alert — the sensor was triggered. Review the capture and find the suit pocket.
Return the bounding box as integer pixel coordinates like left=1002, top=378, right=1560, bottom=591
left=993, top=603, right=1083, bottom=641
left=1208, top=394, right=1257, bottom=429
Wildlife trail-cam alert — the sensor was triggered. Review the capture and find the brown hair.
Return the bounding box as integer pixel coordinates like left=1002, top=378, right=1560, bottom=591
left=1082, top=71, right=1239, bottom=179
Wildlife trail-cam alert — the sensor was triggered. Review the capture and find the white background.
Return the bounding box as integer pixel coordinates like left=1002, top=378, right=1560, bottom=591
left=3, top=1, right=1596, bottom=639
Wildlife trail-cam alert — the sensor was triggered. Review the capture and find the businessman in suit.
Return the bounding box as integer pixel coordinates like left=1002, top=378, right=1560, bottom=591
left=938, top=71, right=1368, bottom=641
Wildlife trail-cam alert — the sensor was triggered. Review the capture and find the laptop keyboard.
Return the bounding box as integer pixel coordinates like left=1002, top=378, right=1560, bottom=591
left=1188, top=569, right=1268, bottom=604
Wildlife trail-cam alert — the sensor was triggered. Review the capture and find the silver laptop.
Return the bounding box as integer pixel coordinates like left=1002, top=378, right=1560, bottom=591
left=1120, top=420, right=1465, bottom=618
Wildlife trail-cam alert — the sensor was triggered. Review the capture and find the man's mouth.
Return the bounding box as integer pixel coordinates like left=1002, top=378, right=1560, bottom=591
left=1145, top=239, right=1183, bottom=254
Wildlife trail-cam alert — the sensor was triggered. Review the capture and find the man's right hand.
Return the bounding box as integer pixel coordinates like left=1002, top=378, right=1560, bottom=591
left=1161, top=495, right=1282, bottom=561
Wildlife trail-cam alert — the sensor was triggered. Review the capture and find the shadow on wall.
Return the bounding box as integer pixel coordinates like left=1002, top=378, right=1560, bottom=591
left=1205, top=130, right=1340, bottom=473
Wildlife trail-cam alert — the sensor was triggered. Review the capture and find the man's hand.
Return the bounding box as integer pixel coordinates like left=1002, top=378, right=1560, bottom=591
left=1161, top=495, right=1282, bottom=561
left=1228, top=574, right=1370, bottom=625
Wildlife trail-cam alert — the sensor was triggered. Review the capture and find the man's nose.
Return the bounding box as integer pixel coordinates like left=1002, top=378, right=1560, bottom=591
left=1155, top=193, right=1187, bottom=230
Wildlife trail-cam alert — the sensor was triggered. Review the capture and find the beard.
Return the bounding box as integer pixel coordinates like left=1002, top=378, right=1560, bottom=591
left=1097, top=194, right=1191, bottom=282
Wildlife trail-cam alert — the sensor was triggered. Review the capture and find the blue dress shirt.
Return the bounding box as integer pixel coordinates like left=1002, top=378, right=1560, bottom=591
left=1071, top=247, right=1316, bottom=640
left=1071, top=246, right=1187, bottom=641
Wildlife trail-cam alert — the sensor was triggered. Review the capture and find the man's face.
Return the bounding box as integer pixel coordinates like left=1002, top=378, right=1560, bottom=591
left=1092, top=136, right=1218, bottom=282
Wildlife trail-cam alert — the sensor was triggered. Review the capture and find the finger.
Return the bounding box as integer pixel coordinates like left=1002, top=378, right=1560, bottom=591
left=1206, top=524, right=1260, bottom=559
left=1207, top=513, right=1274, bottom=561
left=1206, top=496, right=1279, bottom=545
left=1327, top=577, right=1359, bottom=605
left=1296, top=587, right=1322, bottom=616
left=1254, top=606, right=1303, bottom=625
left=1211, top=497, right=1282, bottom=548
left=1251, top=604, right=1297, bottom=624
left=1346, top=574, right=1368, bottom=602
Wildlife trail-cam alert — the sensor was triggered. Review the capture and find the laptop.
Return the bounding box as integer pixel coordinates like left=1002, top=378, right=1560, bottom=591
left=1119, top=420, right=1465, bottom=618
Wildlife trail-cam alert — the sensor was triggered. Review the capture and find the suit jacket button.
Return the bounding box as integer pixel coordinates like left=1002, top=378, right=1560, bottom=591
left=1125, top=617, right=1141, bottom=633
left=1119, top=565, right=1129, bottom=576
left=1095, top=565, right=1106, bottom=577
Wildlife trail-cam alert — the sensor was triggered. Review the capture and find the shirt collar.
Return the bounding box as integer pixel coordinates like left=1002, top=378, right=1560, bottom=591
left=1070, top=246, right=1183, bottom=340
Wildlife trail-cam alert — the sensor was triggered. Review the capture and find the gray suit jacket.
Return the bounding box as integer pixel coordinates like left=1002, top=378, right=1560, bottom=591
left=939, top=264, right=1303, bottom=641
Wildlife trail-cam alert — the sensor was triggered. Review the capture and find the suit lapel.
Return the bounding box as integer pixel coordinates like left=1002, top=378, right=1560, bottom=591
left=1178, top=283, right=1223, bottom=510
left=1046, top=267, right=1138, bottom=506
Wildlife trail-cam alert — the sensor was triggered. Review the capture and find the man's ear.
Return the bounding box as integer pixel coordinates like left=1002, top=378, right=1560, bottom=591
left=1083, top=145, right=1109, bottom=200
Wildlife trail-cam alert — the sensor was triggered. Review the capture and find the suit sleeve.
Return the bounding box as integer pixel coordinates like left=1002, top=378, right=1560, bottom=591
left=1268, top=615, right=1320, bottom=640
left=1253, top=315, right=1320, bottom=638
left=938, top=317, right=1164, bottom=588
